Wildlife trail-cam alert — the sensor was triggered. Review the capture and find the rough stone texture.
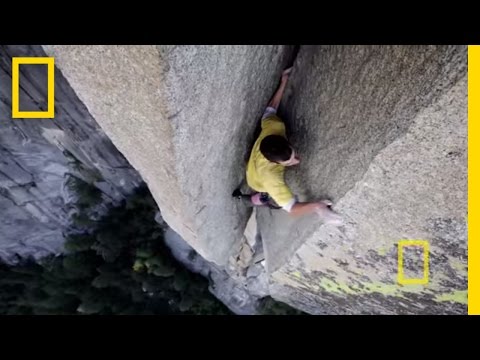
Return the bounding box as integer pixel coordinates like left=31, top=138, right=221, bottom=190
left=44, top=45, right=293, bottom=266
left=43, top=45, right=467, bottom=314
left=0, top=45, right=141, bottom=261
left=163, top=226, right=268, bottom=315
left=257, top=45, right=467, bottom=314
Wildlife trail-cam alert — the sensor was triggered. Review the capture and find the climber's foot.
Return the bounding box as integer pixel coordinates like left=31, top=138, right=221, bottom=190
left=232, top=189, right=257, bottom=208
left=232, top=188, right=242, bottom=198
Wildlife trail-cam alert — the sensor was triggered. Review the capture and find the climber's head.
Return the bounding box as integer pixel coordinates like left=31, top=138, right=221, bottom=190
left=260, top=135, right=300, bottom=166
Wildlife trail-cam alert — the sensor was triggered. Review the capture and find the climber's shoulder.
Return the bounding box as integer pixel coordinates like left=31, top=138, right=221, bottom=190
left=261, top=115, right=286, bottom=137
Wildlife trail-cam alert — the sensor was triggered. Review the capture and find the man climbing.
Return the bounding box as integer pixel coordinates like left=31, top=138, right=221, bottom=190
left=233, top=67, right=342, bottom=223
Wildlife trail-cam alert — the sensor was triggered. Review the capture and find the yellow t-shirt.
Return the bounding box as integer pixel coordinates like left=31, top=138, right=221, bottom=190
left=246, top=115, right=295, bottom=208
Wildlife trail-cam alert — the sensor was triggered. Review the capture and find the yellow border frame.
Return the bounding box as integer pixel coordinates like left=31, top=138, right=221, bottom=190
left=469, top=45, right=479, bottom=315
left=12, top=57, right=55, bottom=118
left=398, top=240, right=429, bottom=285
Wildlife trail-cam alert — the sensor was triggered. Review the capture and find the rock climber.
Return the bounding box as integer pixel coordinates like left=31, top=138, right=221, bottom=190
left=233, top=67, right=342, bottom=224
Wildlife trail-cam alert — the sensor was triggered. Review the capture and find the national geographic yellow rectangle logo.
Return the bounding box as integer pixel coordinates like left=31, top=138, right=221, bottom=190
left=398, top=240, right=429, bottom=285
left=11, top=57, right=55, bottom=118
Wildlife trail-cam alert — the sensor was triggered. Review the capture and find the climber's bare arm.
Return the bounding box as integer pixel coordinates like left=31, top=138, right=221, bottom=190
left=289, top=200, right=343, bottom=225
left=289, top=202, right=320, bottom=216
left=267, top=68, right=292, bottom=110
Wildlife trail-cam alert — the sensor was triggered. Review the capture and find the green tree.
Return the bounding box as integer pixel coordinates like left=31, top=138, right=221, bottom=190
left=0, top=185, right=231, bottom=315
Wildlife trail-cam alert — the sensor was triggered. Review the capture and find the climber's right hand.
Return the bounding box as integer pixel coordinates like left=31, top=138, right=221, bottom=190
left=281, top=67, right=293, bottom=82
left=314, top=201, right=343, bottom=226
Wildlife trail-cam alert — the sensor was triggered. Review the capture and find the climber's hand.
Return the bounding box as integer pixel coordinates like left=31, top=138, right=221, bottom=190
left=314, top=201, right=343, bottom=226
left=281, top=67, right=292, bottom=82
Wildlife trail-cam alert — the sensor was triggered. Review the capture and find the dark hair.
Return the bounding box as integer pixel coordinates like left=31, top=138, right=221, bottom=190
left=260, top=135, right=292, bottom=163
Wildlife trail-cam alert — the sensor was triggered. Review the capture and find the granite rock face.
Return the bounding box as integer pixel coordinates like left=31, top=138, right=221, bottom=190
left=44, top=45, right=467, bottom=314
left=258, top=45, right=467, bottom=314
left=44, top=45, right=294, bottom=266
left=0, top=45, right=141, bottom=262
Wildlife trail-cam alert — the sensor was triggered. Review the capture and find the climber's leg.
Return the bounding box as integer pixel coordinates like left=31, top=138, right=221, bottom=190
left=250, top=192, right=265, bottom=206
left=233, top=189, right=279, bottom=208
